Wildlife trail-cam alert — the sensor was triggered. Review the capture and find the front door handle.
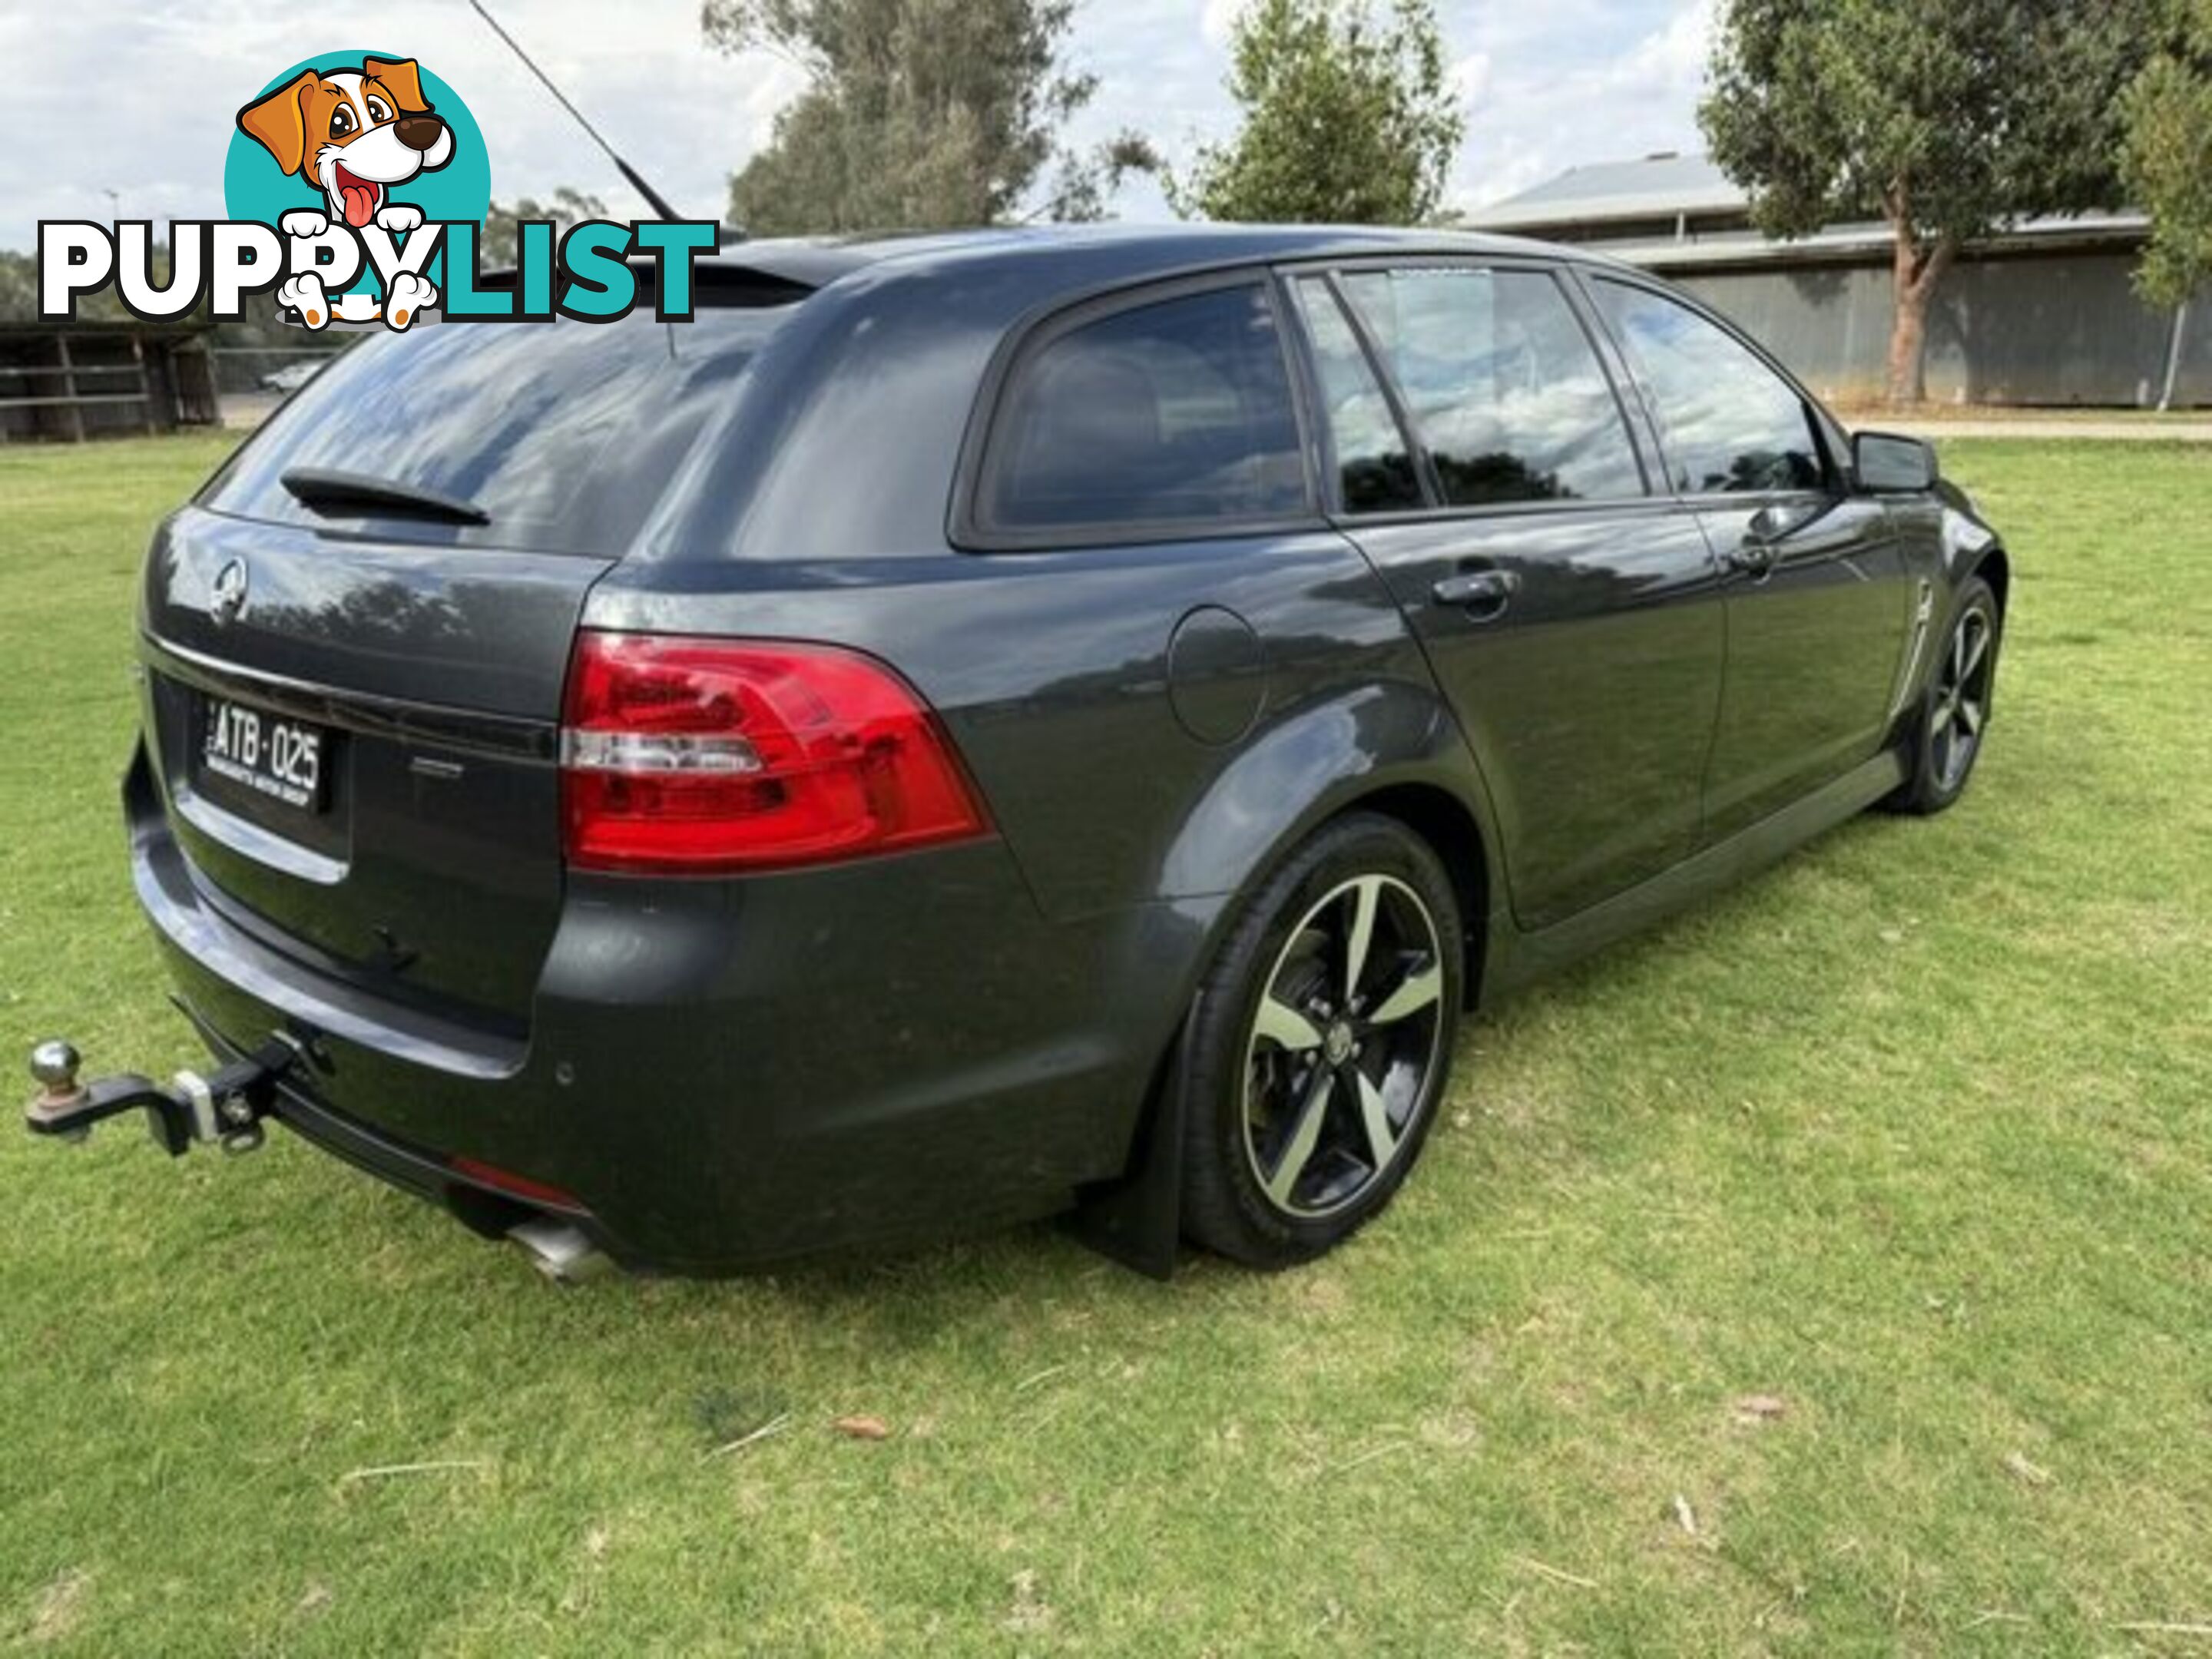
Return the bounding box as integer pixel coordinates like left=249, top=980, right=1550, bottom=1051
left=1734, top=498, right=1830, bottom=567
left=1721, top=541, right=1777, bottom=578
left=1431, top=569, right=1520, bottom=616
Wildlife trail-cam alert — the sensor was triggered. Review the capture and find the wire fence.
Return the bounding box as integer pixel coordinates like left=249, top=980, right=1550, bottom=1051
left=207, top=344, right=358, bottom=397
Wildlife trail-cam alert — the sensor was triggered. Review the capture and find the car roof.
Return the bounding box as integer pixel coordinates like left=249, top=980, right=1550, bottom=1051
left=712, top=222, right=1618, bottom=291
left=623, top=223, right=1650, bottom=567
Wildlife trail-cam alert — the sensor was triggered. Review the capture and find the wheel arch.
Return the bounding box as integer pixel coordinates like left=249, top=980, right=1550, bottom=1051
left=1971, top=545, right=2011, bottom=618
left=1153, top=677, right=1506, bottom=1018
left=1333, top=780, right=1492, bottom=1010
left=1171, top=767, right=1499, bottom=1039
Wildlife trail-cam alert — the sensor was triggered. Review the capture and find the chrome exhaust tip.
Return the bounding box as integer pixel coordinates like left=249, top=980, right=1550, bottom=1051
left=508, top=1216, right=614, bottom=1284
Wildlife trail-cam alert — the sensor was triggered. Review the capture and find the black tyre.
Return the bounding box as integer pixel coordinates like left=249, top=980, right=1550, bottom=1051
left=1889, top=575, right=2001, bottom=816
left=1181, top=813, right=1463, bottom=1269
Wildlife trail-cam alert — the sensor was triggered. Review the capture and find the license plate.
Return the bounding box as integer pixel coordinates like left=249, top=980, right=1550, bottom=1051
left=200, top=696, right=326, bottom=813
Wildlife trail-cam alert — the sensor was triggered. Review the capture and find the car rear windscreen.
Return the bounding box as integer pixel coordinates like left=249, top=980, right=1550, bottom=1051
left=204, top=303, right=799, bottom=556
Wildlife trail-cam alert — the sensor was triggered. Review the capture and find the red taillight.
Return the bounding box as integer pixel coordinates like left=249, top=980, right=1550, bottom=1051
left=558, top=631, right=990, bottom=875
left=449, top=1154, right=585, bottom=1212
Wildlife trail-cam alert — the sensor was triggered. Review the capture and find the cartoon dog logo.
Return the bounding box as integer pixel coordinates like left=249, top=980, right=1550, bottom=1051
left=237, top=57, right=450, bottom=328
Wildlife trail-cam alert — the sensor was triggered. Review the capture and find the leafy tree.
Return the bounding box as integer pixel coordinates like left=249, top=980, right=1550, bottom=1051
left=1171, top=0, right=1462, bottom=225
left=702, top=0, right=1152, bottom=232
left=2121, top=0, right=2212, bottom=349
left=481, top=187, right=612, bottom=267
left=1040, top=133, right=1167, bottom=226
left=1701, top=0, right=2164, bottom=406
left=0, top=250, right=43, bottom=321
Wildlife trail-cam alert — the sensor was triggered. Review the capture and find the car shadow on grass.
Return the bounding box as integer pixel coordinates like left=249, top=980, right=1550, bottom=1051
left=303, top=800, right=1941, bottom=1328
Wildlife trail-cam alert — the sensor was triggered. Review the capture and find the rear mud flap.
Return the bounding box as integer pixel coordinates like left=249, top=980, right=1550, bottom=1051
left=1061, top=995, right=1202, bottom=1281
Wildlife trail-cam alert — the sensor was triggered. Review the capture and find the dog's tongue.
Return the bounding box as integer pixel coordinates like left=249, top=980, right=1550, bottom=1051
left=340, top=180, right=378, bottom=228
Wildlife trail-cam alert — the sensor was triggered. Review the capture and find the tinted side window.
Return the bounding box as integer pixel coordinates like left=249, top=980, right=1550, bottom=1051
left=1593, top=281, right=1826, bottom=495
left=1337, top=268, right=1644, bottom=507
left=982, top=284, right=1307, bottom=533
left=1290, top=278, right=1423, bottom=513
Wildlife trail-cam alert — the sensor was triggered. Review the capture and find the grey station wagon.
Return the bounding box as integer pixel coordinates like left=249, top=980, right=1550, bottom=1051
left=27, top=226, right=2007, bottom=1280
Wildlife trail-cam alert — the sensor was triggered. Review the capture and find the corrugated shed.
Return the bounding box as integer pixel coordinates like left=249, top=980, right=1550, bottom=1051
left=1475, top=154, right=2204, bottom=407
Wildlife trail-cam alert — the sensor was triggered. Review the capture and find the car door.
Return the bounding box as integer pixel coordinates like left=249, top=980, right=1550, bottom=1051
left=1584, top=276, right=1916, bottom=842
left=1286, top=263, right=1727, bottom=931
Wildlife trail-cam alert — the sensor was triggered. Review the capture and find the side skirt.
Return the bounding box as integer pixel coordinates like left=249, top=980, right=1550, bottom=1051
left=1480, top=747, right=1909, bottom=1004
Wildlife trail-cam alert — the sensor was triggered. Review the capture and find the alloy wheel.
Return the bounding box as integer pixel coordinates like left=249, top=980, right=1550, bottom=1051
left=1240, top=874, right=1447, bottom=1220
left=1929, top=604, right=1995, bottom=793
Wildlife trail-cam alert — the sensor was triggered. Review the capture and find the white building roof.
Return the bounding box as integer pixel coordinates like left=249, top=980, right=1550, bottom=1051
left=1473, top=154, right=1744, bottom=231
left=1472, top=152, right=2148, bottom=266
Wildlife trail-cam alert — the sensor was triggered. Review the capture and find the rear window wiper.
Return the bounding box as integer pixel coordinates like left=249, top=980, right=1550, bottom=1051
left=281, top=467, right=491, bottom=526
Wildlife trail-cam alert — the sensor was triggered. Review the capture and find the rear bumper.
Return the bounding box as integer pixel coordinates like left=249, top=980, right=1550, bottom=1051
left=178, top=1005, right=631, bottom=1263
left=125, top=746, right=1213, bottom=1272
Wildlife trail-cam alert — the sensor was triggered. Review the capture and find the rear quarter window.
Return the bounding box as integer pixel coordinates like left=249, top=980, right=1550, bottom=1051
left=975, top=282, right=1310, bottom=540
left=204, top=305, right=793, bottom=556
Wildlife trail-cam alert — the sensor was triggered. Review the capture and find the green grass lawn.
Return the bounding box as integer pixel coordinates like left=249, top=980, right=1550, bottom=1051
left=2, top=433, right=2207, bottom=1654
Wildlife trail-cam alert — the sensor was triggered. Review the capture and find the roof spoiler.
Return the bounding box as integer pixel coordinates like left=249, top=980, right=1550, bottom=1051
left=466, top=253, right=834, bottom=310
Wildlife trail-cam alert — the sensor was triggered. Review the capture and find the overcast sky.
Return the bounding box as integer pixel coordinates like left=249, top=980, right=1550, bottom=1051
left=0, top=0, right=1716, bottom=248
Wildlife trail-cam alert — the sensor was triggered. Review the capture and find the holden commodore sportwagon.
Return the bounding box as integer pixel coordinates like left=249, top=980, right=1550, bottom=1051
left=26, top=226, right=2005, bottom=1279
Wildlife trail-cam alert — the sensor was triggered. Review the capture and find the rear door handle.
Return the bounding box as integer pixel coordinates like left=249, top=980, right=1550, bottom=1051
left=1430, top=570, right=1520, bottom=615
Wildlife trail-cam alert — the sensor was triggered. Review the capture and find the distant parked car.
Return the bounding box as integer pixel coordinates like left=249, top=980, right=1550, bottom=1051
left=257, top=358, right=327, bottom=395
left=46, top=226, right=2008, bottom=1280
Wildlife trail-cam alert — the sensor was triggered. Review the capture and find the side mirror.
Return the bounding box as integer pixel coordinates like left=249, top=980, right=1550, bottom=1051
left=1853, top=431, right=1939, bottom=494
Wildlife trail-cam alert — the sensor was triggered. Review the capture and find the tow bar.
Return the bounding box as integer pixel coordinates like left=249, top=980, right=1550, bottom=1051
left=24, top=1035, right=303, bottom=1157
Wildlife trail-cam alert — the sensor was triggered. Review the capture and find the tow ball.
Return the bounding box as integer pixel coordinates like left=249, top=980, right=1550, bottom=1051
left=24, top=1035, right=302, bottom=1157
